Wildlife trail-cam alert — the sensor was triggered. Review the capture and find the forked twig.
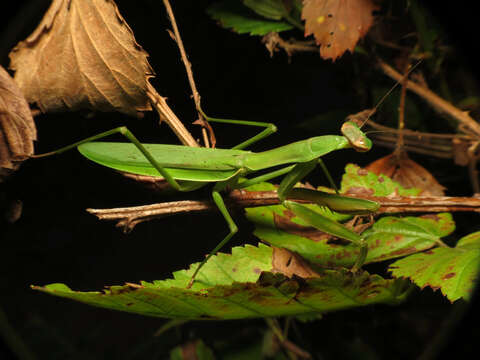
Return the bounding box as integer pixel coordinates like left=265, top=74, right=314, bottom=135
left=262, top=32, right=318, bottom=59
left=377, top=59, right=480, bottom=138
left=377, top=59, right=480, bottom=192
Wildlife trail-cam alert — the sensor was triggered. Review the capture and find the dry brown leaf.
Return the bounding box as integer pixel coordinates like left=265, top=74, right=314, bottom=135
left=366, top=151, right=446, bottom=196
left=9, top=0, right=154, bottom=117
left=271, top=247, right=320, bottom=279
left=302, top=0, right=378, bottom=61
left=0, top=65, right=37, bottom=180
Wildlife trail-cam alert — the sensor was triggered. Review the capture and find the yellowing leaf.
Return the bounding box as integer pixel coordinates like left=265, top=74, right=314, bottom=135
left=0, top=65, right=36, bottom=180
left=302, top=0, right=378, bottom=61
left=9, top=0, right=154, bottom=117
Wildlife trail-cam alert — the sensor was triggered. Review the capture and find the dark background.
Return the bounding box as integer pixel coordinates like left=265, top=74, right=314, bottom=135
left=0, top=1, right=478, bottom=359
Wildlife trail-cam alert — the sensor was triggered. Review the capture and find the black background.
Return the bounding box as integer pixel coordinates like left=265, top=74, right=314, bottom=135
left=0, top=1, right=478, bottom=359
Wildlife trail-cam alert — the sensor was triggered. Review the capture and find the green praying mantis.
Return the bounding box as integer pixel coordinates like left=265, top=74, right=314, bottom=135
left=34, top=112, right=380, bottom=288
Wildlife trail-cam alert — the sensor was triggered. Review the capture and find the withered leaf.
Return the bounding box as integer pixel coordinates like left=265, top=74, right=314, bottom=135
left=271, top=247, right=320, bottom=279
left=9, top=0, right=154, bottom=117
left=302, top=0, right=378, bottom=61
left=0, top=65, right=36, bottom=179
left=366, top=152, right=446, bottom=196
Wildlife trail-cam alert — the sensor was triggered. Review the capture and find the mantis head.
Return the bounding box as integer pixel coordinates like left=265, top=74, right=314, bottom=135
left=341, top=121, right=372, bottom=152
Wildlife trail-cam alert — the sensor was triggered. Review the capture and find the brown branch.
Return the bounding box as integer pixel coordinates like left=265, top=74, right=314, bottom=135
left=87, top=190, right=480, bottom=233
left=146, top=83, right=198, bottom=147
left=377, top=59, right=480, bottom=138
left=162, top=0, right=215, bottom=147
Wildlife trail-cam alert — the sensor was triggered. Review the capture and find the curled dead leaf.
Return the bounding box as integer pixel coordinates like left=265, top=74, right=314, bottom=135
left=0, top=65, right=36, bottom=180
left=302, top=0, right=379, bottom=61
left=9, top=0, right=154, bottom=117
left=272, top=247, right=320, bottom=278
left=366, top=151, right=446, bottom=196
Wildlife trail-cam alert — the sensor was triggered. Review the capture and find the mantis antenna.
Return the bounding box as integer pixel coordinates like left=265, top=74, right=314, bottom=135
left=357, top=59, right=423, bottom=129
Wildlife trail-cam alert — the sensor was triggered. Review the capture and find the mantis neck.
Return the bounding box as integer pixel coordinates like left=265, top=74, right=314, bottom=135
left=243, top=135, right=350, bottom=171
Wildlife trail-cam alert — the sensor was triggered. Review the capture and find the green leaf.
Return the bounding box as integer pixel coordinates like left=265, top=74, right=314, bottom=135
left=242, top=0, right=287, bottom=20
left=33, top=244, right=405, bottom=319
left=206, top=1, right=294, bottom=36
left=389, top=231, right=480, bottom=302
left=340, top=164, right=422, bottom=197
left=362, top=213, right=455, bottom=263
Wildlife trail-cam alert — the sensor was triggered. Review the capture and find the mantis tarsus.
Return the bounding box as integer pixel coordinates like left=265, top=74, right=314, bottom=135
left=35, top=115, right=380, bottom=288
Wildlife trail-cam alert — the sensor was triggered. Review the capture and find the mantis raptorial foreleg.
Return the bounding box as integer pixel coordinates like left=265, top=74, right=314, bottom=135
left=275, top=160, right=372, bottom=272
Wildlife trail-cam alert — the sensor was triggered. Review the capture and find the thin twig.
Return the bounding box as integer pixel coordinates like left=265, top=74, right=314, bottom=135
left=87, top=190, right=480, bottom=233
left=377, top=59, right=480, bottom=138
left=377, top=59, right=480, bottom=191
left=395, top=61, right=409, bottom=152
left=146, top=83, right=198, bottom=147
left=162, top=0, right=216, bottom=147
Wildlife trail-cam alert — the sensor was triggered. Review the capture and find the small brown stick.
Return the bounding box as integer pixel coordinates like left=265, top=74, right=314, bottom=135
left=262, top=32, right=318, bottom=59
left=87, top=190, right=480, bottom=233
left=162, top=0, right=216, bottom=147
left=395, top=61, right=410, bottom=152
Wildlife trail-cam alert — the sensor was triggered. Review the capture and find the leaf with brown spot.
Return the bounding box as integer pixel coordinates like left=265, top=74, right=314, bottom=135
left=0, top=65, right=36, bottom=180
left=341, top=164, right=421, bottom=197
left=366, top=152, right=446, bottom=196
left=32, top=243, right=404, bottom=319
left=389, top=231, right=480, bottom=302
left=9, top=0, right=153, bottom=117
left=302, top=0, right=379, bottom=61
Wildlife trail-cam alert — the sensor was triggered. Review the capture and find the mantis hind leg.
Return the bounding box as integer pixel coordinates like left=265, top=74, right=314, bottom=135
left=201, top=110, right=277, bottom=150
left=187, top=184, right=238, bottom=288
